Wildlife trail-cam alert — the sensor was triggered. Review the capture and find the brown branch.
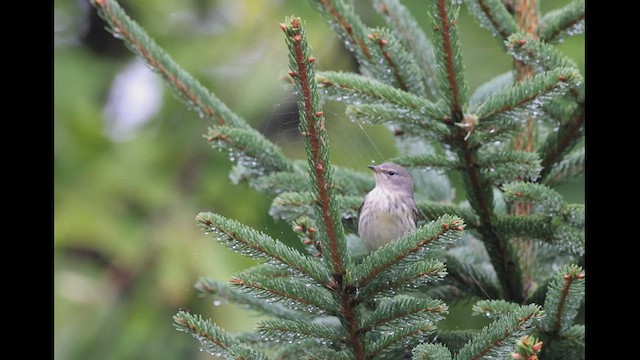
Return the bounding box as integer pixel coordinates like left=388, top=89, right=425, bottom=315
left=512, top=0, right=539, bottom=296
left=289, top=22, right=343, bottom=279
left=513, top=0, right=538, bottom=156
left=435, top=0, right=463, bottom=117
left=477, top=0, right=512, bottom=39
left=370, top=34, right=409, bottom=92
left=513, top=0, right=538, bottom=151
left=319, top=0, right=371, bottom=60
left=286, top=19, right=365, bottom=360
left=456, top=133, right=522, bottom=302
left=551, top=273, right=582, bottom=335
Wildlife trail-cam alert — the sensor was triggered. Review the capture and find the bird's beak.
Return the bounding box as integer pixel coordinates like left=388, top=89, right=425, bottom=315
left=368, top=164, right=379, bottom=172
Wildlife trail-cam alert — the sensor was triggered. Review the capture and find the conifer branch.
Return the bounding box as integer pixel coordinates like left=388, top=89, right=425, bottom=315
left=251, top=164, right=375, bottom=197
left=434, top=329, right=478, bottom=355
left=373, top=32, right=406, bottom=92
left=206, top=126, right=294, bottom=176
left=375, top=0, right=438, bottom=97
left=392, top=154, right=461, bottom=171
left=358, top=259, right=448, bottom=300
left=309, top=0, right=424, bottom=94
left=453, top=133, right=526, bottom=302
left=455, top=304, right=543, bottom=360
left=196, top=212, right=331, bottom=284
left=427, top=0, right=524, bottom=300
left=269, top=340, right=340, bottom=360
left=538, top=0, right=585, bottom=43
left=469, top=71, right=515, bottom=108
left=90, top=0, right=248, bottom=129
left=251, top=171, right=310, bottom=196
left=367, top=322, right=439, bottom=359
left=283, top=17, right=366, bottom=359
left=300, top=348, right=355, bottom=360
left=367, top=27, right=426, bottom=94
left=317, top=71, right=446, bottom=120
left=540, top=264, right=585, bottom=336
left=283, top=17, right=349, bottom=274
left=195, top=277, right=307, bottom=320
left=230, top=273, right=338, bottom=315
left=269, top=192, right=359, bottom=224
left=495, top=203, right=584, bottom=255
left=443, top=253, right=501, bottom=300
left=416, top=202, right=480, bottom=229
left=307, top=0, right=373, bottom=61
left=360, top=296, right=447, bottom=332
left=352, top=215, right=464, bottom=289
left=476, top=150, right=542, bottom=184
left=292, top=217, right=323, bottom=258
left=412, top=343, right=453, bottom=360
left=506, top=33, right=579, bottom=73
left=541, top=324, right=584, bottom=359
left=502, top=182, right=564, bottom=213
left=544, top=96, right=582, bottom=122
left=493, top=215, right=556, bottom=242
left=257, top=319, right=347, bottom=343
left=431, top=0, right=469, bottom=118
left=472, top=299, right=521, bottom=319
left=464, top=0, right=519, bottom=42
left=345, top=104, right=450, bottom=139
left=456, top=143, right=518, bottom=300
left=473, top=68, right=582, bottom=123
left=174, top=311, right=269, bottom=360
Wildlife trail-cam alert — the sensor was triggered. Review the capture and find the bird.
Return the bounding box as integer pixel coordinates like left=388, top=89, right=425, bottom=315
left=357, top=162, right=418, bottom=252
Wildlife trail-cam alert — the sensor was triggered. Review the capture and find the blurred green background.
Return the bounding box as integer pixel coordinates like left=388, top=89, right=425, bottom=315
left=54, top=0, right=584, bottom=358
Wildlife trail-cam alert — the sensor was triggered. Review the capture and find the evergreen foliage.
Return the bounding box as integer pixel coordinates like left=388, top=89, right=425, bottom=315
left=91, top=0, right=585, bottom=358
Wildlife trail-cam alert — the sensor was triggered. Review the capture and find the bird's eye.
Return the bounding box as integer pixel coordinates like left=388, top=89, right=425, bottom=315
left=387, top=170, right=396, bottom=176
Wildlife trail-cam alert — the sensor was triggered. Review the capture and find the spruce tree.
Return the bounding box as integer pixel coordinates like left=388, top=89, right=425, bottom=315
left=90, top=0, right=585, bottom=359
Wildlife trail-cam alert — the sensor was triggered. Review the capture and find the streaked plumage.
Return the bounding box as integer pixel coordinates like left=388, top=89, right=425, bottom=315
left=358, top=162, right=418, bottom=252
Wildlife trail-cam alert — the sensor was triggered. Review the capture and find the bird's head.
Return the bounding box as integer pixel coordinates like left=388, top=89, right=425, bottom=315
left=368, top=162, right=414, bottom=193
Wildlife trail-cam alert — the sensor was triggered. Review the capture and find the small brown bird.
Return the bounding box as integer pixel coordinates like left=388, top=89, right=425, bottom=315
left=357, top=162, right=418, bottom=252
